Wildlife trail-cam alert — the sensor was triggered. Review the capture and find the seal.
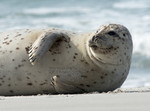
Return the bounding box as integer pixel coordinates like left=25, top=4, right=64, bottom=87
left=0, top=24, right=133, bottom=95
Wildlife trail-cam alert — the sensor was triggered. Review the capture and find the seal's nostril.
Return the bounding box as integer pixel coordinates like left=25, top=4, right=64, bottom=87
left=92, top=36, right=97, bottom=42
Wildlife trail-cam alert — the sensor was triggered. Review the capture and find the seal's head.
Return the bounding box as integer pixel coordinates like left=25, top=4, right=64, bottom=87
left=88, top=24, right=133, bottom=65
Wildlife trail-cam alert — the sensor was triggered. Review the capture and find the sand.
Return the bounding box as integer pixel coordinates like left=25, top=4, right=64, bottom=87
left=0, top=87, right=150, bottom=111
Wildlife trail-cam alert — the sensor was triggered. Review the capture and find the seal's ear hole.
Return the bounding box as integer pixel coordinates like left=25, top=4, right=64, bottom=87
left=123, top=33, right=126, bottom=37
left=107, top=31, right=116, bottom=36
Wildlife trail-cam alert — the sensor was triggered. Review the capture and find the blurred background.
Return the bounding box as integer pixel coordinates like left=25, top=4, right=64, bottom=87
left=0, top=0, right=150, bottom=88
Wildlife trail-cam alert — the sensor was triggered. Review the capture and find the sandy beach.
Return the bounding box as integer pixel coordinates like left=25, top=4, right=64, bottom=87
left=0, top=87, right=150, bottom=111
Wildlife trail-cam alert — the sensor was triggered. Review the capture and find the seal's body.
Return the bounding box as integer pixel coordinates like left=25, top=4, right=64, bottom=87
left=0, top=24, right=132, bottom=96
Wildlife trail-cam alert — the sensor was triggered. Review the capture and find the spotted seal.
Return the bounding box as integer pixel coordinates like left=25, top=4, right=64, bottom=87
left=0, top=24, right=132, bottom=95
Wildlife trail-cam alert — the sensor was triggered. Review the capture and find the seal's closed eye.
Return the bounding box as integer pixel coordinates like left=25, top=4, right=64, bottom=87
left=107, top=31, right=117, bottom=36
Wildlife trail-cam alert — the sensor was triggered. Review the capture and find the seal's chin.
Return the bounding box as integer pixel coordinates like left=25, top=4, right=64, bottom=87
left=88, top=46, right=120, bottom=66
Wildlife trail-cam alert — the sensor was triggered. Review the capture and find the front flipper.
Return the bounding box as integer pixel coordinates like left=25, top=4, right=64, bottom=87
left=27, top=32, right=66, bottom=65
left=51, top=75, right=86, bottom=94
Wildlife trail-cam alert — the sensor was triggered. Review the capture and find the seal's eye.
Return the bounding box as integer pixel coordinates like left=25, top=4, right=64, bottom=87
left=107, top=31, right=116, bottom=36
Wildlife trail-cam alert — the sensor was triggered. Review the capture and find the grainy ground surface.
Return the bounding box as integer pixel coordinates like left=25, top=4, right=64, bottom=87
left=0, top=87, right=150, bottom=111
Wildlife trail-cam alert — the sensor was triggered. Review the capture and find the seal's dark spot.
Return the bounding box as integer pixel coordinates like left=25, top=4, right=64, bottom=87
left=120, top=59, right=122, bottom=62
left=22, top=59, right=26, bottom=62
left=123, top=33, right=126, bottom=36
left=25, top=46, right=30, bottom=54
left=27, top=83, right=32, bottom=86
left=81, top=75, right=87, bottom=78
left=122, top=38, right=125, bottom=41
left=86, top=85, right=90, bottom=87
left=40, top=82, right=47, bottom=86
left=104, top=73, right=108, bottom=76
left=4, top=37, right=8, bottom=40
left=100, top=76, right=104, bottom=79
left=3, top=41, right=9, bottom=45
left=124, top=70, right=127, bottom=73
left=15, top=34, right=22, bottom=37
left=80, top=84, right=84, bottom=86
left=73, top=56, right=76, bottom=59
left=0, top=65, right=4, bottom=68
left=114, top=47, right=118, bottom=50
left=93, top=81, right=97, bottom=84
left=0, top=77, right=3, bottom=80
left=18, top=64, right=23, bottom=68
left=80, top=60, right=84, bottom=62
left=2, top=80, right=5, bottom=83
left=26, top=77, right=30, bottom=79
left=9, top=90, right=14, bottom=93
left=74, top=53, right=78, bottom=55
left=85, top=62, right=88, bottom=65
left=113, top=38, right=116, bottom=42
left=91, top=69, right=95, bottom=71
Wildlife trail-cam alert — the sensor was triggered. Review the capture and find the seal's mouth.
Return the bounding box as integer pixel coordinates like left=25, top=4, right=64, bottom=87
left=89, top=44, right=98, bottom=49
left=89, top=41, right=98, bottom=50
left=89, top=42, right=117, bottom=54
